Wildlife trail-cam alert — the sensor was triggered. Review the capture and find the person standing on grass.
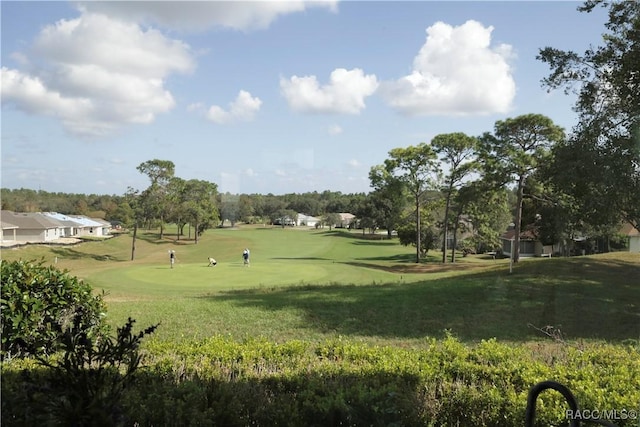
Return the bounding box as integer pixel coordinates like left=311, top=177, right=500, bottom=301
left=169, top=250, right=175, bottom=269
left=243, top=248, right=250, bottom=266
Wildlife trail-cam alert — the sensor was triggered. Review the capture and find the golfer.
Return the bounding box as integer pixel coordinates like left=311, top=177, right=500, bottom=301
left=169, top=250, right=175, bottom=269
left=243, top=248, right=250, bottom=266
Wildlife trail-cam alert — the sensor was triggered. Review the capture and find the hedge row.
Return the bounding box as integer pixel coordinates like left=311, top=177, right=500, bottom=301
left=3, top=336, right=639, bottom=426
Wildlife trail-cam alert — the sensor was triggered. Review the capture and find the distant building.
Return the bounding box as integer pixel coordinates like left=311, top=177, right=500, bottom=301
left=500, top=227, right=543, bottom=258
left=1, top=210, right=63, bottom=243
left=620, top=222, right=640, bottom=252
left=297, top=213, right=320, bottom=227
left=0, top=210, right=112, bottom=246
left=337, top=213, right=355, bottom=228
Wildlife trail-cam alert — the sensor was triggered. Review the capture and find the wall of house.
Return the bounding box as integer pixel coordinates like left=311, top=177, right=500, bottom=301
left=15, top=228, right=51, bottom=242
left=629, top=236, right=640, bottom=252
left=1, top=228, right=18, bottom=242
left=76, top=227, right=103, bottom=237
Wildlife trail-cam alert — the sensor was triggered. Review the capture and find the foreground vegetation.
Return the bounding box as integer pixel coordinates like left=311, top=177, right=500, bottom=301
left=4, top=334, right=639, bottom=426
left=2, top=227, right=639, bottom=425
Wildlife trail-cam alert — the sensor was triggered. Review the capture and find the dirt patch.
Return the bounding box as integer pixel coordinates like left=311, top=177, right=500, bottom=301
left=345, top=261, right=483, bottom=274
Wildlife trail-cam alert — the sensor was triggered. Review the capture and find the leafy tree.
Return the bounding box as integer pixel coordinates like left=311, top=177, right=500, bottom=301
left=431, top=133, right=478, bottom=263
left=123, top=187, right=146, bottom=261
left=181, top=179, right=219, bottom=244
left=353, top=195, right=379, bottom=234
left=136, top=159, right=175, bottom=240
left=537, top=0, right=640, bottom=230
left=166, top=177, right=188, bottom=239
left=383, top=143, right=440, bottom=262
left=368, top=165, right=406, bottom=237
left=323, top=213, right=341, bottom=230
left=237, top=194, right=255, bottom=223
left=479, top=114, right=565, bottom=262
left=112, top=201, right=135, bottom=228
left=396, top=204, right=440, bottom=258
left=457, top=183, right=513, bottom=254
left=260, top=195, right=287, bottom=225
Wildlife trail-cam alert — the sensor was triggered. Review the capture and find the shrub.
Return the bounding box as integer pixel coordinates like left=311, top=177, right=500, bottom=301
left=1, top=259, right=108, bottom=358
left=2, top=317, right=158, bottom=426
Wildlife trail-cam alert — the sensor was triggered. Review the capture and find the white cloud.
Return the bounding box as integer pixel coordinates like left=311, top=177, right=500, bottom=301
left=78, top=1, right=339, bottom=32
left=328, top=124, right=343, bottom=135
left=275, top=169, right=287, bottom=177
left=347, top=159, right=360, bottom=168
left=1, top=12, right=194, bottom=138
left=280, top=68, right=378, bottom=114
left=1, top=67, right=93, bottom=118
left=205, top=90, right=262, bottom=124
left=380, top=20, right=515, bottom=116
left=244, top=168, right=257, bottom=177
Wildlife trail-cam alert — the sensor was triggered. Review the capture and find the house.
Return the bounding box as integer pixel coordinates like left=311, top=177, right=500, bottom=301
left=500, top=227, right=546, bottom=258
left=620, top=223, right=640, bottom=252
left=68, top=215, right=109, bottom=237
left=0, top=210, right=63, bottom=243
left=91, top=217, right=113, bottom=236
left=337, top=213, right=355, bottom=228
left=273, top=216, right=296, bottom=226
left=296, top=213, right=320, bottom=227
left=42, top=212, right=83, bottom=237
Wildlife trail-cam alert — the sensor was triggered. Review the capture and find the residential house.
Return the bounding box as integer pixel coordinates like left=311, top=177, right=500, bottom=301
left=297, top=213, right=320, bottom=227
left=500, top=227, right=547, bottom=258
left=273, top=216, right=296, bottom=226
left=42, top=212, right=82, bottom=237
left=0, top=210, right=63, bottom=243
left=68, top=215, right=109, bottom=237
left=91, top=217, right=113, bottom=236
left=620, top=223, right=640, bottom=252
left=337, top=213, right=355, bottom=228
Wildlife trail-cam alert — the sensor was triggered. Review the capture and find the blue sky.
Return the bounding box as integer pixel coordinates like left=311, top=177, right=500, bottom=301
left=1, top=1, right=608, bottom=196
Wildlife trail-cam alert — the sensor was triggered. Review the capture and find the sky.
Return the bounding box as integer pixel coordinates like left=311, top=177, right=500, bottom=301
left=1, top=1, right=610, bottom=196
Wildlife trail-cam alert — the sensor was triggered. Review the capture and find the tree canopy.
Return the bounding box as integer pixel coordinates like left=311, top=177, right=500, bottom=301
left=538, top=0, right=640, bottom=230
left=479, top=114, right=565, bottom=262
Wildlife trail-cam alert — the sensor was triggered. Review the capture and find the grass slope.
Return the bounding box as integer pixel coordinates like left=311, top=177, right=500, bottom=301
left=2, top=226, right=639, bottom=346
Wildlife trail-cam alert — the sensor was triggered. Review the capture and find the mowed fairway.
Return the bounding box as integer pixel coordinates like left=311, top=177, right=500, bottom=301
left=2, top=226, right=639, bottom=346
left=88, top=227, right=421, bottom=297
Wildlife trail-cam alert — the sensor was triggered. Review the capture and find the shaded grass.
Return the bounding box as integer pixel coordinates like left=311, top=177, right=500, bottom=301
left=207, top=256, right=639, bottom=343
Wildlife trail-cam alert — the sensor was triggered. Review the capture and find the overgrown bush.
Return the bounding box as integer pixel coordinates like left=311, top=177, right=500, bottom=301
left=5, top=336, right=637, bottom=426
left=1, top=259, right=108, bottom=358
left=2, top=317, right=157, bottom=426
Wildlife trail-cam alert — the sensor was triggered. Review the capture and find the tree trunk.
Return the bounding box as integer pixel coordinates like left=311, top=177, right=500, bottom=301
left=415, top=193, right=421, bottom=263
left=514, top=175, right=525, bottom=263
left=442, top=188, right=453, bottom=263
left=451, top=213, right=460, bottom=263
left=194, top=220, right=199, bottom=244
left=130, top=223, right=138, bottom=261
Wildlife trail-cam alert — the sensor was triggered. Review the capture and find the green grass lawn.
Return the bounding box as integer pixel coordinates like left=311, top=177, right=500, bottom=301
left=2, top=226, right=639, bottom=346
